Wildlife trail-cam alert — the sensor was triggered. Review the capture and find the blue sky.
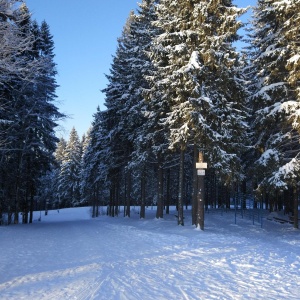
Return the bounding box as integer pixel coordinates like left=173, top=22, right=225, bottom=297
left=25, top=0, right=256, bottom=140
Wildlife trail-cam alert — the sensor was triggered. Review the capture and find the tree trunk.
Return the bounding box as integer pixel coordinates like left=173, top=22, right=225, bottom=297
left=125, top=172, right=131, bottom=217
left=23, top=192, right=28, bottom=224
left=192, top=145, right=198, bottom=225
left=96, top=183, right=100, bottom=217
left=14, top=184, right=19, bottom=224
left=265, top=190, right=269, bottom=211
left=92, top=188, right=96, bottom=218
left=29, top=191, right=34, bottom=223
left=140, top=169, right=146, bottom=219
left=293, top=186, right=298, bottom=229
left=109, top=181, right=114, bottom=217
left=177, top=148, right=185, bottom=226
left=0, top=201, right=2, bottom=226
left=115, top=174, right=120, bottom=217
left=165, top=168, right=171, bottom=215
left=156, top=153, right=164, bottom=219
left=14, top=154, right=22, bottom=224
left=45, top=197, right=48, bottom=216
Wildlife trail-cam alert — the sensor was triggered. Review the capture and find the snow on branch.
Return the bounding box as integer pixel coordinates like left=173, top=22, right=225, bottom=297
left=257, top=149, right=280, bottom=167
left=287, top=54, right=300, bottom=65
left=268, top=157, right=300, bottom=188
left=184, top=51, right=202, bottom=72
left=253, top=82, right=286, bottom=101
left=0, top=119, right=13, bottom=124
left=266, top=100, right=300, bottom=118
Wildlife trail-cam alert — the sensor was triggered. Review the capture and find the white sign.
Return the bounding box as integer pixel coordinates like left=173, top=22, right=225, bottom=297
left=197, top=169, right=205, bottom=176
left=196, top=163, right=207, bottom=169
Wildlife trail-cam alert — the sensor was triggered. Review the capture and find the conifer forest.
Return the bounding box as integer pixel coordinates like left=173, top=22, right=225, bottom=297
left=1, top=0, right=300, bottom=229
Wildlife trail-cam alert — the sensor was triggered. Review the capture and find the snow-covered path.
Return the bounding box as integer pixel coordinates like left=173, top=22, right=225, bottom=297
left=0, top=207, right=299, bottom=299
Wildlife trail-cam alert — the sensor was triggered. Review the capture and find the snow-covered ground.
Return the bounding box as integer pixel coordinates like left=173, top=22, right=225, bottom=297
left=0, top=206, right=299, bottom=300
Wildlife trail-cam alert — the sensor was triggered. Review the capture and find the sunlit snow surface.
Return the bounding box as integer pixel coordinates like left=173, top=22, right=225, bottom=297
left=0, top=207, right=299, bottom=299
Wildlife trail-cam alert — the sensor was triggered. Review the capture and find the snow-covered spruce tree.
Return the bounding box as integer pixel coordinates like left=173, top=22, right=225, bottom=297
left=102, top=10, right=153, bottom=218
left=0, top=1, right=43, bottom=87
left=54, top=137, right=67, bottom=166
left=284, top=1, right=300, bottom=103
left=0, top=3, right=63, bottom=224
left=81, top=108, right=109, bottom=217
left=22, top=16, right=62, bottom=223
left=283, top=0, right=300, bottom=229
left=37, top=169, right=57, bottom=215
left=80, top=131, right=93, bottom=208
left=249, top=0, right=300, bottom=226
left=48, top=137, right=67, bottom=210
left=137, top=0, right=174, bottom=220
left=112, top=11, right=141, bottom=218
left=47, top=137, right=67, bottom=209
left=58, top=128, right=82, bottom=208
left=81, top=130, right=91, bottom=158
left=81, top=125, right=97, bottom=216
left=147, top=0, right=248, bottom=226
left=120, top=0, right=160, bottom=219
left=0, top=0, right=29, bottom=224
left=101, top=29, right=130, bottom=216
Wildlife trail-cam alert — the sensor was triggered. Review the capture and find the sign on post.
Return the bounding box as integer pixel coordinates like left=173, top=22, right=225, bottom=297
left=195, top=152, right=207, bottom=230
left=196, top=162, right=207, bottom=169
left=197, top=169, right=205, bottom=176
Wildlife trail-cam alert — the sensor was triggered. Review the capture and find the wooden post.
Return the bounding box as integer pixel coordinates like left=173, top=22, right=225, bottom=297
left=293, top=186, right=298, bottom=229
left=196, top=151, right=205, bottom=230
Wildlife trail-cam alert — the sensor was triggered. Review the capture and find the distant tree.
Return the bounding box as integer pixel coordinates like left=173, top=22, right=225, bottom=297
left=37, top=169, right=57, bottom=215
left=81, top=108, right=108, bottom=216
left=59, top=128, right=82, bottom=207
left=49, top=137, right=67, bottom=208
left=81, top=130, right=91, bottom=158
left=55, top=137, right=67, bottom=166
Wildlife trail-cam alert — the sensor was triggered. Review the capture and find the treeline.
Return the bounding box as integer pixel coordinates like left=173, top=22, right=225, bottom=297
left=71, top=0, right=299, bottom=228
left=1, top=0, right=300, bottom=229
left=0, top=1, right=64, bottom=224
left=85, top=0, right=250, bottom=226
